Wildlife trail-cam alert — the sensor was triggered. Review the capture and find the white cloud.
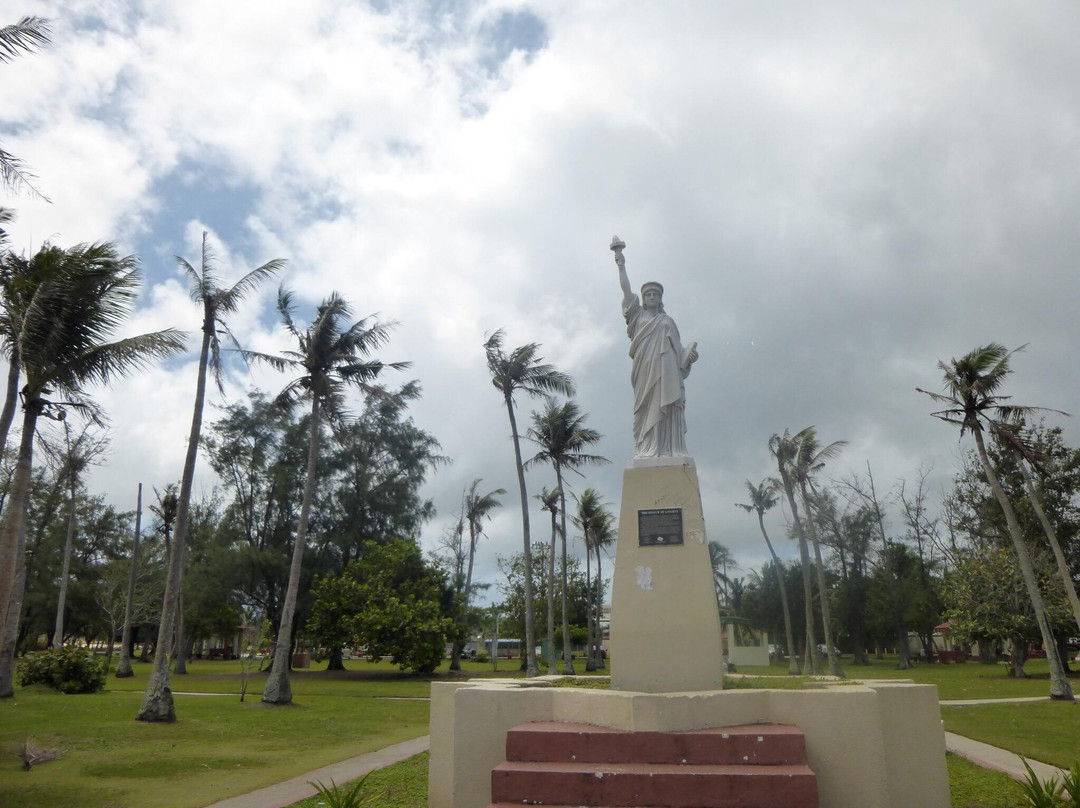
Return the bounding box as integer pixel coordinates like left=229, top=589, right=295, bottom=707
left=4, top=0, right=1080, bottom=601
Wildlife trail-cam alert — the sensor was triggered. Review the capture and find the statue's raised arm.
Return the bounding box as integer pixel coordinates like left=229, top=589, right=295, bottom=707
left=610, top=235, right=698, bottom=458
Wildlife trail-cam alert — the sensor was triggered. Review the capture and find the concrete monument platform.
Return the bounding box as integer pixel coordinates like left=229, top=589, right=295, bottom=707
left=427, top=678, right=950, bottom=808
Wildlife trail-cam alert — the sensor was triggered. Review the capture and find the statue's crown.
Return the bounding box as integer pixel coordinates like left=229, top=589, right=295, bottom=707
left=641, top=281, right=664, bottom=296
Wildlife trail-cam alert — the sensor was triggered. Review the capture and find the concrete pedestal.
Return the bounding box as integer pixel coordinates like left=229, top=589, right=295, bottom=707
left=610, top=457, right=723, bottom=692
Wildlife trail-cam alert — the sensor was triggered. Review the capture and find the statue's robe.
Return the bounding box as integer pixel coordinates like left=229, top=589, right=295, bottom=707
left=623, top=295, right=692, bottom=457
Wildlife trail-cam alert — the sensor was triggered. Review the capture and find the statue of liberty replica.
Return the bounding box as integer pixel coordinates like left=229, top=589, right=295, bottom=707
left=606, top=236, right=722, bottom=693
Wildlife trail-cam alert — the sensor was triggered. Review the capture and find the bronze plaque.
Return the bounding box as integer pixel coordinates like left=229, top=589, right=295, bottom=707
left=638, top=507, right=683, bottom=546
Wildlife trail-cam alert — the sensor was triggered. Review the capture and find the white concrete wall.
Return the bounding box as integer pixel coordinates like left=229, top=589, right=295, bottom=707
left=428, top=680, right=949, bottom=808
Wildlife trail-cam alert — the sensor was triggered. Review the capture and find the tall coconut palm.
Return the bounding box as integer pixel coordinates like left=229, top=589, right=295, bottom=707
left=588, top=501, right=616, bottom=670
left=526, top=398, right=608, bottom=674
left=138, top=232, right=283, bottom=720
left=708, top=541, right=735, bottom=608
left=248, top=289, right=407, bottom=704
left=1015, top=453, right=1080, bottom=636
left=0, top=242, right=185, bottom=665
left=115, top=482, right=143, bottom=678
left=574, top=488, right=615, bottom=671
left=460, top=478, right=504, bottom=670
left=791, top=427, right=846, bottom=678
left=1, top=16, right=51, bottom=199
left=50, top=420, right=105, bottom=647
left=769, top=430, right=818, bottom=674
left=736, top=480, right=799, bottom=674
left=537, top=486, right=560, bottom=673
left=918, top=344, right=1073, bottom=700
left=483, top=330, right=574, bottom=677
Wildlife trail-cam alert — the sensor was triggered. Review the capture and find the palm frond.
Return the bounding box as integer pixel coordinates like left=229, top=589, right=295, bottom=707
left=215, top=258, right=287, bottom=315
left=0, top=16, right=50, bottom=62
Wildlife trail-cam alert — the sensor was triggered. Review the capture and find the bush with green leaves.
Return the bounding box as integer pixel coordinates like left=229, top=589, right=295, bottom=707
left=16, top=645, right=107, bottom=694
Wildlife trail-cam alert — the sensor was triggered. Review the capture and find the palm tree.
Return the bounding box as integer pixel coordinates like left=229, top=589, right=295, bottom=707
left=791, top=427, right=846, bottom=678
left=1015, top=452, right=1080, bottom=636
left=138, top=232, right=283, bottom=721
left=769, top=430, right=818, bottom=674
left=50, top=420, right=105, bottom=647
left=248, top=289, right=406, bottom=704
left=588, top=502, right=616, bottom=670
left=115, top=482, right=143, bottom=678
left=574, top=488, right=615, bottom=671
left=453, top=477, right=504, bottom=671
left=736, top=480, right=800, bottom=674
left=537, top=486, right=560, bottom=674
left=708, top=541, right=734, bottom=608
left=1, top=16, right=51, bottom=199
left=0, top=242, right=185, bottom=669
left=918, top=343, right=1074, bottom=700
left=483, top=330, right=573, bottom=677
left=526, top=398, right=608, bottom=674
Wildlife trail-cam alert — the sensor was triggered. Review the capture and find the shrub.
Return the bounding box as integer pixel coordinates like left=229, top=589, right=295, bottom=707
left=16, top=645, right=107, bottom=694
left=473, top=652, right=491, bottom=664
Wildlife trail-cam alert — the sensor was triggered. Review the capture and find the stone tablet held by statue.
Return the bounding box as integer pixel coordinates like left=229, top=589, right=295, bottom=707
left=611, top=236, right=699, bottom=458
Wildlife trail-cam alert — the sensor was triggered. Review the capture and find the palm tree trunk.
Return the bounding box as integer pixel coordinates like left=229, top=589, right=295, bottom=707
left=173, top=595, right=187, bottom=674
left=504, top=394, right=539, bottom=678
left=776, top=470, right=818, bottom=674
left=546, top=507, right=557, bottom=675
left=556, top=469, right=574, bottom=675
left=973, top=429, right=1073, bottom=700
left=138, top=326, right=211, bottom=721
left=758, top=513, right=799, bottom=674
left=593, top=541, right=604, bottom=670
left=584, top=529, right=595, bottom=671
left=799, top=484, right=843, bottom=677
left=0, top=350, right=20, bottom=456
left=52, top=466, right=77, bottom=648
left=0, top=520, right=28, bottom=697
left=0, top=405, right=39, bottom=656
left=1018, top=458, right=1080, bottom=635
left=115, top=483, right=142, bottom=678
left=263, top=394, right=322, bottom=704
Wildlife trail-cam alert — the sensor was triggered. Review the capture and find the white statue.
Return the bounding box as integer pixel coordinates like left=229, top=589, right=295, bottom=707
left=611, top=236, right=698, bottom=458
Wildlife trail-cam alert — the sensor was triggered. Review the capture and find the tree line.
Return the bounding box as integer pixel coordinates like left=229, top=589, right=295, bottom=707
left=725, top=345, right=1079, bottom=702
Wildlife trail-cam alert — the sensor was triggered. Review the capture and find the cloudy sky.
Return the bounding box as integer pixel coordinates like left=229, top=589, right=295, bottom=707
left=4, top=0, right=1080, bottom=602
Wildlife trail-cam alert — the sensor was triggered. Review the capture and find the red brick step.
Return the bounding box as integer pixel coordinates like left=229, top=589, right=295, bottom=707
left=491, top=760, right=817, bottom=808
left=506, top=721, right=808, bottom=766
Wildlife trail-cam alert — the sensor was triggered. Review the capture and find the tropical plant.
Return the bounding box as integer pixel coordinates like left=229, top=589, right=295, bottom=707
left=246, top=289, right=406, bottom=704
left=574, top=488, right=615, bottom=671
left=791, top=427, right=846, bottom=677
left=308, top=774, right=376, bottom=808
left=49, top=420, right=106, bottom=646
left=537, top=486, right=560, bottom=674
left=138, top=232, right=283, bottom=720
left=768, top=429, right=819, bottom=674
left=736, top=479, right=799, bottom=673
left=0, top=16, right=51, bottom=199
left=16, top=643, right=106, bottom=694
left=526, top=398, right=607, bottom=674
left=483, top=330, right=573, bottom=677
left=1018, top=758, right=1066, bottom=808
left=0, top=242, right=185, bottom=694
left=114, top=483, right=143, bottom=678
left=918, top=343, right=1074, bottom=700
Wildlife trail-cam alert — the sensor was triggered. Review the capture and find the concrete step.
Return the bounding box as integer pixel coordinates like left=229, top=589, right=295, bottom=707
left=491, top=760, right=819, bottom=808
left=506, top=722, right=809, bottom=766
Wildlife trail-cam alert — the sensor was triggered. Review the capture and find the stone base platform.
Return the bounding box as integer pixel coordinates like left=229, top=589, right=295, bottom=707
left=428, top=678, right=949, bottom=808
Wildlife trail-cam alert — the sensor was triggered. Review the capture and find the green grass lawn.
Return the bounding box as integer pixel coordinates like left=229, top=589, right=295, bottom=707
left=0, top=661, right=432, bottom=808
left=736, top=655, right=1071, bottom=701
left=0, top=653, right=1074, bottom=808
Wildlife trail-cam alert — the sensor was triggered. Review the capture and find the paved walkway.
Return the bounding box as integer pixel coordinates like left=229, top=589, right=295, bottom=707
left=203, top=735, right=430, bottom=808
left=939, top=695, right=1070, bottom=783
